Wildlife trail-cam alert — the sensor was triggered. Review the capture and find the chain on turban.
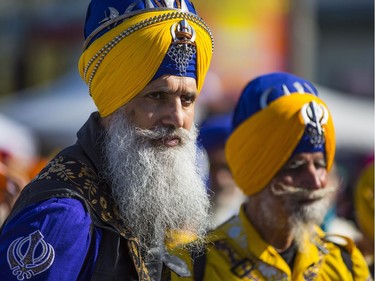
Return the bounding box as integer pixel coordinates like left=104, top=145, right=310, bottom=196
left=78, top=0, right=214, bottom=117
left=226, top=72, right=335, bottom=196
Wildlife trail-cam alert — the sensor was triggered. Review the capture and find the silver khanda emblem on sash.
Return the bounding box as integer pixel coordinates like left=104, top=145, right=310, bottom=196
left=301, top=101, right=329, bottom=146
left=168, top=19, right=197, bottom=75
left=7, top=230, right=55, bottom=280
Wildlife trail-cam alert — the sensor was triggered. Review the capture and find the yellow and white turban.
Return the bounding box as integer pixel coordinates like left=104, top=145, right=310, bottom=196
left=226, top=72, right=335, bottom=196
left=78, top=0, right=214, bottom=117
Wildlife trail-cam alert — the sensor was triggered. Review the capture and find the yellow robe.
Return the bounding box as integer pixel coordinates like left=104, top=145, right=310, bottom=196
left=171, top=206, right=372, bottom=281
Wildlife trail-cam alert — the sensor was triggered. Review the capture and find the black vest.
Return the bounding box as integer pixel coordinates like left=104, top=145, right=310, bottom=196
left=1, top=114, right=191, bottom=280
left=1, top=153, right=151, bottom=280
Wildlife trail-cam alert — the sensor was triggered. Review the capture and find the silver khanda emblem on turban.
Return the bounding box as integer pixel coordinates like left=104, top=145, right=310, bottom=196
left=301, top=101, right=329, bottom=146
left=168, top=19, right=197, bottom=75
left=7, top=230, right=55, bottom=280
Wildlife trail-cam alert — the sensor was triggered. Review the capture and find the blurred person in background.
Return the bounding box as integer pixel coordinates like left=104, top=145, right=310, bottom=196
left=0, top=150, right=29, bottom=224
left=0, top=114, right=43, bottom=223
left=0, top=0, right=214, bottom=280
left=354, top=160, right=374, bottom=277
left=198, top=113, right=245, bottom=227
left=173, top=72, right=372, bottom=281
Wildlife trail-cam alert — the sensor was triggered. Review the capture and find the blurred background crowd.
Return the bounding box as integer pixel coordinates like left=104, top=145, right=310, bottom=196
left=0, top=0, right=373, bottom=269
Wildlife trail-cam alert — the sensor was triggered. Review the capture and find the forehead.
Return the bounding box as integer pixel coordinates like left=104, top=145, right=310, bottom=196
left=141, top=75, right=198, bottom=93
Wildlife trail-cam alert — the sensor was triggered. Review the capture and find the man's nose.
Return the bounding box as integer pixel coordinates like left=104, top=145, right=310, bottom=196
left=301, top=165, right=327, bottom=190
left=162, top=99, right=184, bottom=128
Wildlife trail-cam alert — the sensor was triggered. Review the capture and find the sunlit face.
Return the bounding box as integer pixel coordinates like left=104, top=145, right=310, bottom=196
left=273, top=152, right=328, bottom=192
left=120, top=75, right=197, bottom=147
left=100, top=92, right=210, bottom=257
left=251, top=152, right=333, bottom=230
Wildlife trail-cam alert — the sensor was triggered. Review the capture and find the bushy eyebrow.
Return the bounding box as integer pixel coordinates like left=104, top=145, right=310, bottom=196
left=283, top=159, right=306, bottom=169
left=283, top=158, right=327, bottom=170
left=153, top=86, right=197, bottom=96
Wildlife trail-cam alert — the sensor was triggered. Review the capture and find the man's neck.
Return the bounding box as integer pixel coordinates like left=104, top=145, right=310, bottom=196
left=244, top=202, right=294, bottom=252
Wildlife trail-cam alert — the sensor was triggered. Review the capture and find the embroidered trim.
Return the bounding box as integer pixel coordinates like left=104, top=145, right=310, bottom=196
left=215, top=217, right=289, bottom=280
left=31, top=156, right=151, bottom=281
left=214, top=216, right=331, bottom=280
left=32, top=156, right=130, bottom=238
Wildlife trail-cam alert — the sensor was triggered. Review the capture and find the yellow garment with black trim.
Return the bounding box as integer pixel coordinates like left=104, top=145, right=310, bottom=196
left=165, top=229, right=198, bottom=250
left=79, top=10, right=213, bottom=117
left=225, top=94, right=335, bottom=196
left=171, top=206, right=372, bottom=281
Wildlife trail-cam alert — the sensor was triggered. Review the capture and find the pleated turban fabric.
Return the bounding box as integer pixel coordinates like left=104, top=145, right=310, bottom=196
left=78, top=0, right=214, bottom=117
left=226, top=72, right=336, bottom=196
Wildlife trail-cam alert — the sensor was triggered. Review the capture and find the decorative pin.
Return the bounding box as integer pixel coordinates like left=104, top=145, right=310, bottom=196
left=168, top=19, right=197, bottom=75
left=7, top=230, right=55, bottom=280
left=301, top=101, right=329, bottom=146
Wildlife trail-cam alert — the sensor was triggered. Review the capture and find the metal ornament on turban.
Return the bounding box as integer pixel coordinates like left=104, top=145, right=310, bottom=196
left=225, top=72, right=335, bottom=196
left=78, top=0, right=214, bottom=117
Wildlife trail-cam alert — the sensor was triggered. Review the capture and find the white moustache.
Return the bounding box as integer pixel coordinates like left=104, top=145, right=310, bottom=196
left=134, top=126, right=194, bottom=145
left=270, top=182, right=337, bottom=200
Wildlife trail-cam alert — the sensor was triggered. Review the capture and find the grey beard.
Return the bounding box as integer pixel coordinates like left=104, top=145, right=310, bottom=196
left=101, top=112, right=211, bottom=260
left=253, top=183, right=337, bottom=252
left=270, top=182, right=337, bottom=226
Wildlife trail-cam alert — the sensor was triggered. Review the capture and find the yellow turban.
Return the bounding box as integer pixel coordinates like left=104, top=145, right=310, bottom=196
left=78, top=10, right=213, bottom=117
left=226, top=94, right=335, bottom=196
left=354, top=162, right=374, bottom=240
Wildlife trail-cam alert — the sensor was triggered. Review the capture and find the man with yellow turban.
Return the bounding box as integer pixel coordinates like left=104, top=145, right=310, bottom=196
left=0, top=1, right=213, bottom=280
left=172, top=72, right=372, bottom=281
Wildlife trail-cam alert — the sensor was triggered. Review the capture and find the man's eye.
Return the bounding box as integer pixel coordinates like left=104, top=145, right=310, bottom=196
left=282, top=160, right=306, bottom=171
left=147, top=92, right=163, bottom=99
left=181, top=95, right=196, bottom=105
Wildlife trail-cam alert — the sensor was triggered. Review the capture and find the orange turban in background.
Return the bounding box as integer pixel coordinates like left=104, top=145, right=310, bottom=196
left=226, top=72, right=336, bottom=196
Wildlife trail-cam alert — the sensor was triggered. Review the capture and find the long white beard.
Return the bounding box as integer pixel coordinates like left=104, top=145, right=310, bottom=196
left=101, top=113, right=211, bottom=259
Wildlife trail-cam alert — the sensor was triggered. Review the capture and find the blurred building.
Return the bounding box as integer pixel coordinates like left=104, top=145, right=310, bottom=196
left=290, top=0, right=373, bottom=98
left=0, top=0, right=372, bottom=99
left=0, top=0, right=88, bottom=96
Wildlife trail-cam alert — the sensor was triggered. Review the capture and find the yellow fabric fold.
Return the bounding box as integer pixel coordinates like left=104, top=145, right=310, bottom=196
left=225, top=94, right=335, bottom=196
left=354, top=162, right=374, bottom=240
left=78, top=10, right=213, bottom=117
